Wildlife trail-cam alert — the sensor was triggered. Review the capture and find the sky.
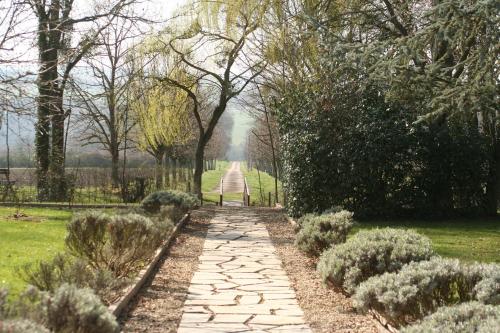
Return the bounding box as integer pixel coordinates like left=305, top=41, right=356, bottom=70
left=0, top=0, right=253, bottom=159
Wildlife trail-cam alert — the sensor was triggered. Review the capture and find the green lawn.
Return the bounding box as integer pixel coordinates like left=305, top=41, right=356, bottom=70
left=241, top=163, right=283, bottom=206
left=354, top=219, right=500, bottom=263
left=201, top=160, right=231, bottom=204
left=0, top=207, right=72, bottom=295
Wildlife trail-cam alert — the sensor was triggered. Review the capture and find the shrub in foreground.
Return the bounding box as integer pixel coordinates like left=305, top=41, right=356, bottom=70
left=354, top=258, right=500, bottom=326
left=317, top=228, right=434, bottom=294
left=295, top=210, right=354, bottom=256
left=474, top=264, right=500, bottom=305
left=47, top=284, right=119, bottom=333
left=0, top=319, right=50, bottom=333
left=141, top=190, right=199, bottom=213
left=1, top=285, right=118, bottom=333
left=66, top=211, right=169, bottom=277
left=18, top=253, right=128, bottom=305
left=400, top=302, right=500, bottom=333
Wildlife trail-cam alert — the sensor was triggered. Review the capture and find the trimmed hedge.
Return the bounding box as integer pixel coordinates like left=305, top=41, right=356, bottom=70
left=141, top=190, right=199, bottom=213
left=401, top=302, right=500, bottom=333
left=317, top=228, right=434, bottom=294
left=295, top=210, right=354, bottom=256
left=354, top=257, right=500, bottom=326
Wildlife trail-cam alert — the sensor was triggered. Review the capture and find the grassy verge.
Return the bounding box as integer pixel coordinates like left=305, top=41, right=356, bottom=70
left=353, top=219, right=500, bottom=263
left=0, top=207, right=72, bottom=295
left=241, top=163, right=283, bottom=206
left=201, top=161, right=231, bottom=204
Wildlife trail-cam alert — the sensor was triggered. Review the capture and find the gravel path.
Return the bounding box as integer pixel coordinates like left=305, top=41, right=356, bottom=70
left=177, top=207, right=311, bottom=332
left=120, top=208, right=214, bottom=332
left=261, top=209, right=381, bottom=333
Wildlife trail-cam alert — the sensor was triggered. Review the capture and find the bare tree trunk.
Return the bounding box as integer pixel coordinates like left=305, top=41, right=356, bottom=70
left=154, top=150, right=165, bottom=190
left=193, top=140, right=205, bottom=198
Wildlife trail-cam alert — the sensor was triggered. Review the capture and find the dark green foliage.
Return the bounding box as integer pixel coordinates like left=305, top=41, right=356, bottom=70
left=354, top=258, right=500, bottom=326
left=317, top=228, right=434, bottom=294
left=277, top=87, right=490, bottom=218
left=295, top=210, right=354, bottom=256
left=141, top=190, right=199, bottom=213
left=400, top=302, right=500, bottom=333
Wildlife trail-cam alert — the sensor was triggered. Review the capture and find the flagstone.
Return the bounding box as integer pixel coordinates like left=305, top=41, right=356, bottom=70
left=178, top=209, right=311, bottom=332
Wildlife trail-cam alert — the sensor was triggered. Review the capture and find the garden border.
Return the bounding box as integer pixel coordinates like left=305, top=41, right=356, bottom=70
left=108, top=213, right=190, bottom=317
left=286, top=215, right=395, bottom=333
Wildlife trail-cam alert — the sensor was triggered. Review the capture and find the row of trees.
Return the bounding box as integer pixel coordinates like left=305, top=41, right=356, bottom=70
left=250, top=0, right=498, bottom=217
left=1, top=0, right=257, bottom=200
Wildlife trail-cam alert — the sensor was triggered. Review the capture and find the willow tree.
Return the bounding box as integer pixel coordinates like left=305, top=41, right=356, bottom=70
left=130, top=76, right=192, bottom=189
left=140, top=0, right=269, bottom=197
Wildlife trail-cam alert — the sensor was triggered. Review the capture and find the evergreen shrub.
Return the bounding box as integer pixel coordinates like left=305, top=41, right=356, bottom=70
left=400, top=302, right=500, bottom=333
left=295, top=210, right=354, bottom=256
left=317, top=228, right=434, bottom=294
left=141, top=190, right=199, bottom=213
left=354, top=258, right=500, bottom=326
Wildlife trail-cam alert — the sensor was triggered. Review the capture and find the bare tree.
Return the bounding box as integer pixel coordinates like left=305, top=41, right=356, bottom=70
left=28, top=0, right=136, bottom=200
left=73, top=16, right=138, bottom=187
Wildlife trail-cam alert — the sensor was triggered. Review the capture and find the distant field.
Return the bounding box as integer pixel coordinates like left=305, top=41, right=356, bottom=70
left=354, top=219, right=500, bottom=263
left=0, top=207, right=72, bottom=295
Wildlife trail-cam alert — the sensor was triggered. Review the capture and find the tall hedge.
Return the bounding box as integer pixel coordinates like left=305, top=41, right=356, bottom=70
left=276, top=73, right=490, bottom=218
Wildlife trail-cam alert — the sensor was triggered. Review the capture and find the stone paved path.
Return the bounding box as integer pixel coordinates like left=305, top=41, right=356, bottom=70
left=178, top=208, right=311, bottom=333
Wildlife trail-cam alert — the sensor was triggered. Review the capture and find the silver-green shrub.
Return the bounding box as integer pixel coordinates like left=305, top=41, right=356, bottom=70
left=317, top=228, right=434, bottom=294
left=46, top=284, right=119, bottom=333
left=0, top=319, right=50, bottom=333
left=141, top=190, right=199, bottom=213
left=18, top=254, right=128, bottom=305
left=1, top=285, right=118, bottom=333
left=295, top=210, right=354, bottom=256
left=65, top=211, right=109, bottom=270
left=106, top=214, right=166, bottom=277
left=354, top=258, right=499, bottom=326
left=66, top=212, right=169, bottom=278
left=474, top=263, right=500, bottom=305
left=400, top=302, right=500, bottom=333
left=158, top=205, right=184, bottom=225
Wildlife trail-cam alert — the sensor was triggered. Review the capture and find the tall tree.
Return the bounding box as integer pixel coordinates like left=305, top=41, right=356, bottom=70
left=74, top=16, right=138, bottom=187
left=142, top=0, right=267, bottom=197
left=29, top=0, right=134, bottom=200
left=130, top=74, right=192, bottom=189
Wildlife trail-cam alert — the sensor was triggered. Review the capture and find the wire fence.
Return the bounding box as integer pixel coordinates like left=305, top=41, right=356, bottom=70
left=0, top=167, right=193, bottom=205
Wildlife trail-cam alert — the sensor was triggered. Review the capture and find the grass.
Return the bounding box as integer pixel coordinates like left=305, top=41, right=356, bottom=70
left=353, top=218, right=500, bottom=263
left=201, top=160, right=232, bottom=204
left=0, top=207, right=72, bottom=295
left=241, top=163, right=283, bottom=206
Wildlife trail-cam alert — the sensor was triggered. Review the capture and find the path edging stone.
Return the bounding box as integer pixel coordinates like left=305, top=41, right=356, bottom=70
left=286, top=215, right=393, bottom=333
left=108, top=213, right=190, bottom=317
